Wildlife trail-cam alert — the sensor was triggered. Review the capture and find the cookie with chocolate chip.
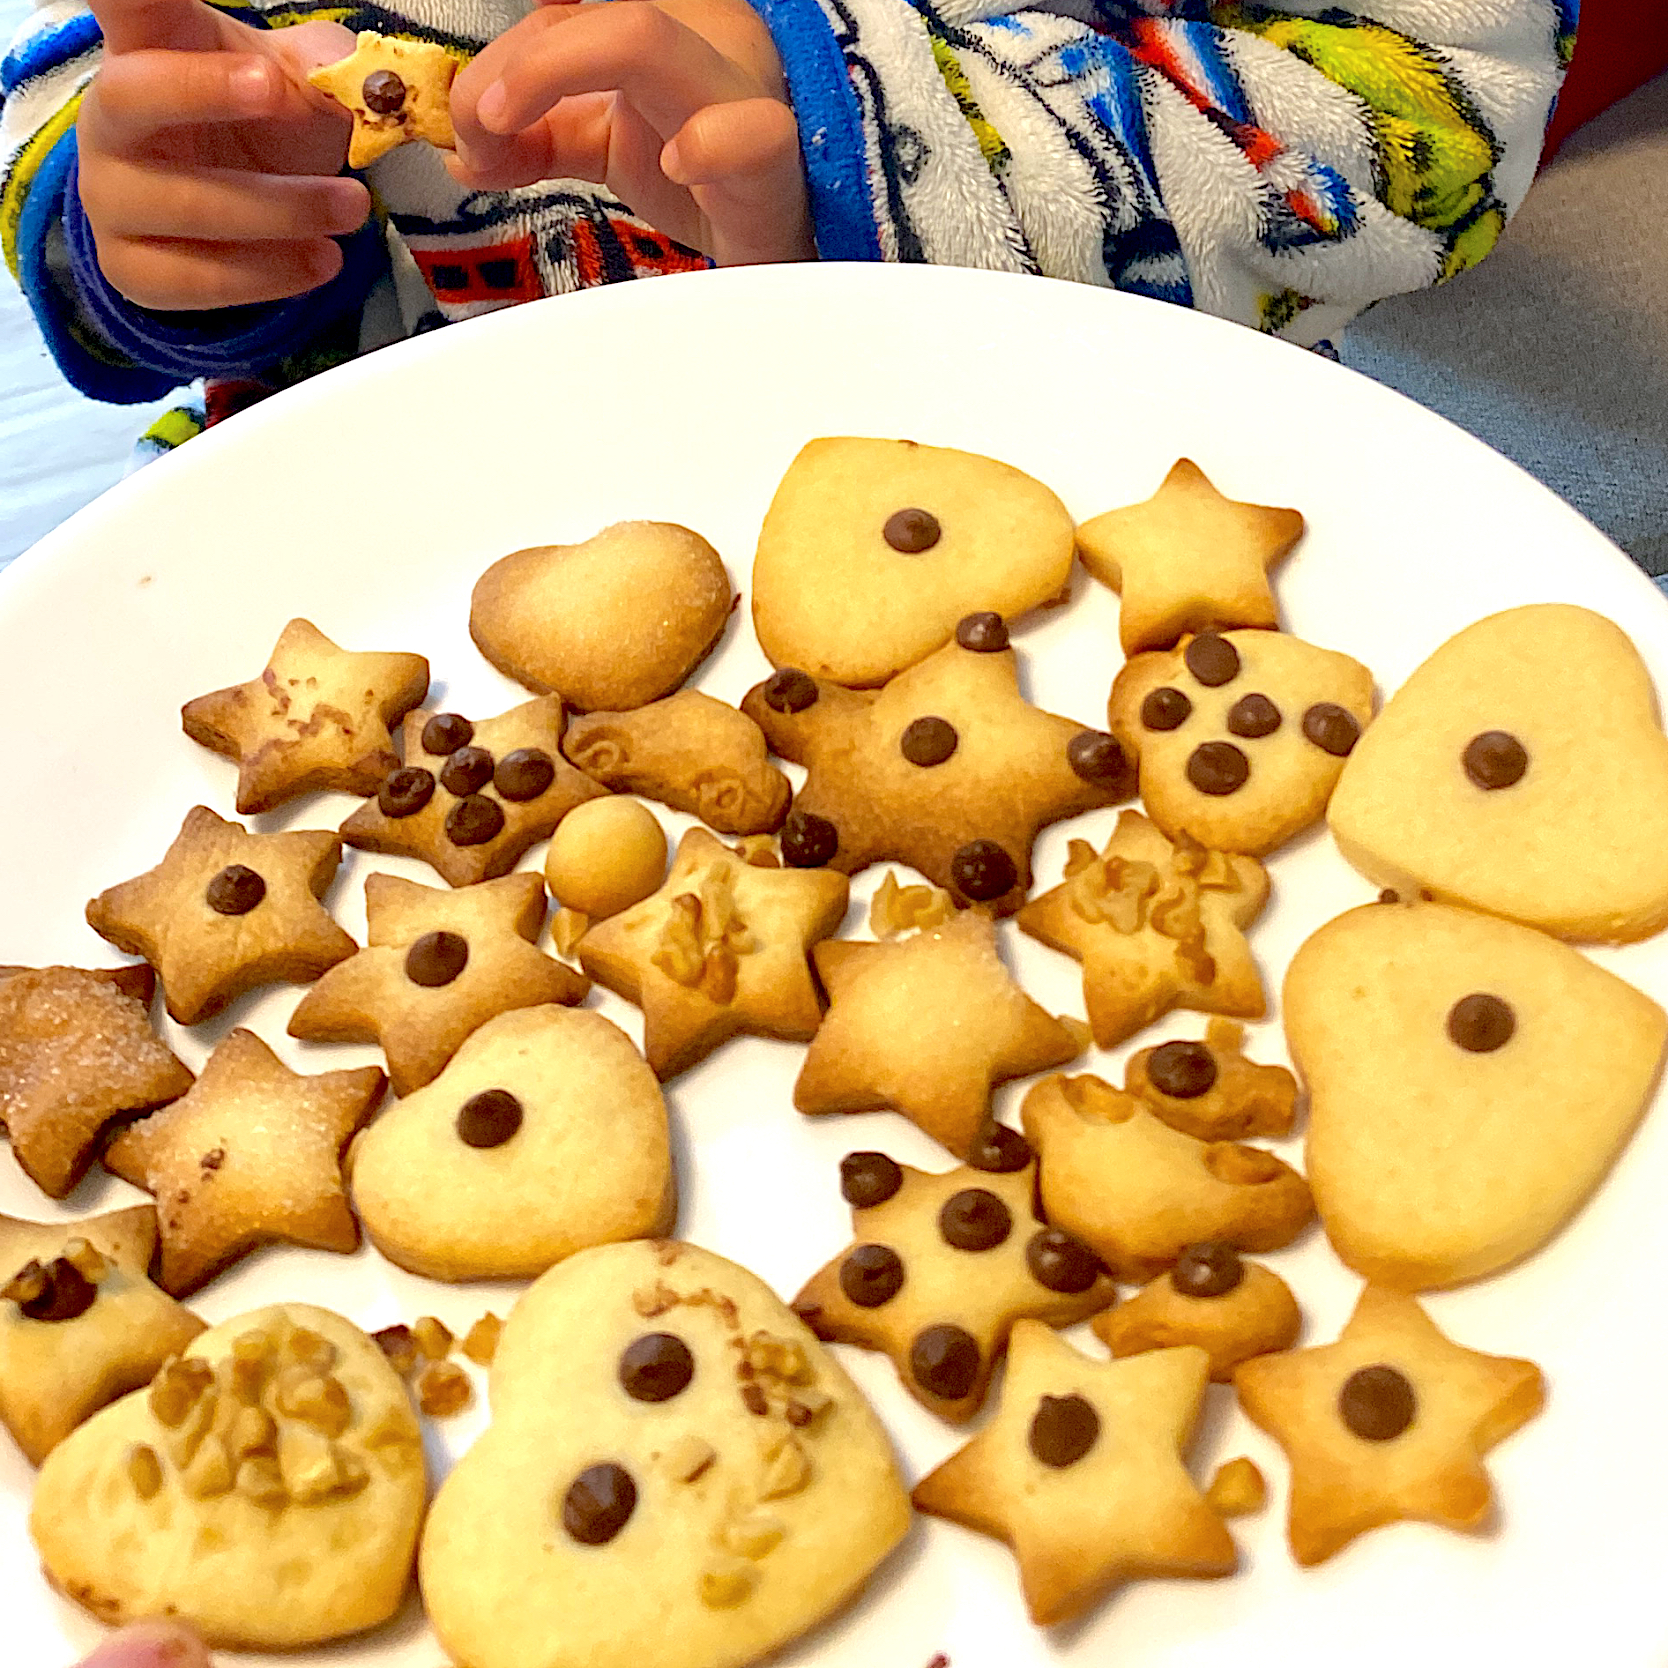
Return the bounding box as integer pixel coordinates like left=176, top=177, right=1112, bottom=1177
left=307, top=31, right=458, bottom=168
left=1124, top=1017, right=1298, bottom=1142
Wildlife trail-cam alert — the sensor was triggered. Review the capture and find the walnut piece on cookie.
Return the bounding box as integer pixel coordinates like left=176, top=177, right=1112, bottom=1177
left=104, top=1029, right=385, bottom=1296
left=1075, top=459, right=1303, bottom=655
left=307, top=32, right=458, bottom=168
left=1234, top=1284, right=1544, bottom=1566
left=85, top=805, right=357, bottom=1026
left=912, top=1324, right=1236, bottom=1625
left=180, top=618, right=429, bottom=814
left=0, top=1206, right=204, bottom=1464
left=0, top=964, right=192, bottom=1197
left=1123, top=1018, right=1298, bottom=1143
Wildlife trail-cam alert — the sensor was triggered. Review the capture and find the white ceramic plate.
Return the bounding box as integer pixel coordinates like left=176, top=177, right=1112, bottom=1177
left=5, top=263, right=1667, bottom=1668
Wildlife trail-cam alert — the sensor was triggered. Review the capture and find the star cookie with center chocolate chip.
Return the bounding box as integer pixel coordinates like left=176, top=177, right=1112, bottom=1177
left=1016, top=810, right=1268, bottom=1048
left=742, top=615, right=1133, bottom=914
left=1075, top=459, right=1304, bottom=654
left=913, top=1323, right=1236, bottom=1623
left=103, top=1030, right=386, bottom=1295
left=288, top=871, right=587, bottom=1095
left=794, top=908, right=1084, bottom=1159
left=86, top=806, right=358, bottom=1026
left=1233, top=1283, right=1544, bottom=1566
left=0, top=963, right=192, bottom=1197
left=341, top=697, right=606, bottom=887
left=576, top=826, right=848, bottom=1079
left=181, top=618, right=429, bottom=814
left=791, top=1137, right=1114, bottom=1421
left=308, top=31, right=458, bottom=168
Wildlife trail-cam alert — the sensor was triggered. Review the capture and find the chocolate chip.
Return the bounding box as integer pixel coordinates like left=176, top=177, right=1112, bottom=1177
left=562, top=1462, right=637, bottom=1544
left=950, top=840, right=1017, bottom=903
left=762, top=668, right=819, bottom=714
left=1146, top=1040, right=1218, bottom=1099
left=1141, top=687, right=1192, bottom=732
left=901, top=716, right=958, bottom=767
left=617, top=1332, right=695, bottom=1402
left=1378, top=888, right=1401, bottom=904
left=1067, top=730, right=1127, bottom=786
left=839, top=1244, right=904, bottom=1307
left=1462, top=730, right=1528, bottom=790
left=422, top=713, right=474, bottom=756
left=910, top=1325, right=980, bottom=1401
left=379, top=766, right=436, bottom=818
left=1446, top=993, right=1515, bottom=1053
left=205, top=864, right=265, bottom=916
left=440, top=745, right=495, bottom=797
left=780, top=809, right=838, bottom=868
left=17, top=1257, right=97, bottom=1323
left=938, top=1188, right=1012, bottom=1252
left=405, top=930, right=468, bottom=987
left=840, top=1152, right=904, bottom=1208
left=1185, top=633, right=1240, bottom=687
left=455, top=1088, right=523, bottom=1148
left=1028, top=1393, right=1100, bottom=1468
left=956, top=612, right=1008, bottom=653
left=967, top=1124, right=1032, bottom=1173
left=1186, top=740, right=1250, bottom=796
left=1169, top=1240, right=1243, bottom=1298
left=361, top=67, right=407, bottom=115
left=1025, top=1228, right=1103, bottom=1294
left=884, top=508, right=940, bottom=553
left=445, top=795, right=506, bottom=847
left=494, top=748, right=555, bottom=801
left=1338, top=1364, right=1416, bottom=1441
left=1302, top=703, right=1362, bottom=758
left=1226, top=693, right=1282, bottom=738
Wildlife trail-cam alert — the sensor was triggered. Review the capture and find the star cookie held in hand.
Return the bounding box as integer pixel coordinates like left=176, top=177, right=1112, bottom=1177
left=308, top=32, right=458, bottom=168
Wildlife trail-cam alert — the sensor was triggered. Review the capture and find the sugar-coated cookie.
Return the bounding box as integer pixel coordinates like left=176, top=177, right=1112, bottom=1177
left=752, top=437, right=1076, bottom=687
left=0, top=1207, right=204, bottom=1464
left=1020, top=1073, right=1313, bottom=1282
left=1108, top=629, right=1374, bottom=856
left=420, top=1239, right=910, bottom=1668
left=0, top=964, right=191, bottom=1198
left=565, top=692, right=792, bottom=835
left=288, top=870, right=588, bottom=1094
left=471, top=523, right=734, bottom=712
left=544, top=796, right=668, bottom=918
left=1287, top=899, right=1667, bottom=1289
left=32, top=1303, right=426, bottom=1646
left=348, top=1006, right=675, bottom=1281
left=743, top=618, right=1131, bottom=914
left=1327, top=604, right=1668, bottom=941
left=86, top=805, right=356, bottom=1026
left=1234, top=1284, right=1544, bottom=1566
left=791, top=1140, right=1113, bottom=1421
left=912, top=1324, right=1235, bottom=1625
left=1124, top=1018, right=1298, bottom=1142
left=1075, top=460, right=1303, bottom=654
left=1016, top=812, right=1268, bottom=1047
left=181, top=619, right=429, bottom=814
left=308, top=31, right=458, bottom=167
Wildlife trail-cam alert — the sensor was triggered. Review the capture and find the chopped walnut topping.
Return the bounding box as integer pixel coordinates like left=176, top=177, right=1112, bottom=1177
left=416, top=1360, right=472, bottom=1417
left=1205, top=1455, right=1266, bottom=1517
left=699, top=1558, right=758, bottom=1609
left=1148, top=880, right=1202, bottom=945
left=783, top=1386, right=833, bottom=1428
left=180, top=1433, right=235, bottom=1499
left=274, top=1367, right=352, bottom=1437
left=661, top=1434, right=717, bottom=1483
left=651, top=866, right=756, bottom=999
left=60, top=1238, right=108, bottom=1282
left=1066, top=845, right=1161, bottom=931
left=286, top=1326, right=338, bottom=1372
left=227, top=1404, right=277, bottom=1460
left=1, top=1260, right=48, bottom=1309
left=127, top=1443, right=163, bottom=1500
left=373, top=1323, right=419, bottom=1376
left=759, top=1433, right=811, bottom=1500
left=278, top=1423, right=347, bottom=1502
left=722, top=1509, right=786, bottom=1560
left=868, top=871, right=951, bottom=939
left=632, top=1281, right=679, bottom=1319
left=236, top=1455, right=288, bottom=1507
left=553, top=907, right=590, bottom=958
left=740, top=1383, right=768, bottom=1416
left=149, top=1356, right=215, bottom=1429
left=413, top=1315, right=454, bottom=1361
left=462, top=1313, right=503, bottom=1366
left=744, top=1331, right=812, bottom=1386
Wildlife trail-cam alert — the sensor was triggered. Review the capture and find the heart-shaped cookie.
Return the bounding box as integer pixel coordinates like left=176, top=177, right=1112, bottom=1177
left=421, top=1239, right=911, bottom=1668
left=1288, top=900, right=1668, bottom=1289
left=1327, top=604, right=1668, bottom=941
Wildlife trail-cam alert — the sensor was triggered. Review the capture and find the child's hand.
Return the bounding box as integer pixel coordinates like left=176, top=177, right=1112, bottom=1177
left=448, top=0, right=810, bottom=267
left=73, top=1619, right=214, bottom=1666
left=76, top=0, right=373, bottom=311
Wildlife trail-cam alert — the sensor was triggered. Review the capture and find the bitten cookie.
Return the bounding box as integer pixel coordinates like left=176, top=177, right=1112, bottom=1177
left=471, top=522, right=734, bottom=712
left=1287, top=899, right=1667, bottom=1289
left=1327, top=604, right=1668, bottom=941
left=348, top=1006, right=675, bottom=1281
left=912, top=1324, right=1236, bottom=1625
left=1108, top=629, right=1375, bottom=856
left=1234, top=1284, right=1544, bottom=1566
left=180, top=618, right=429, bottom=814
left=791, top=1138, right=1114, bottom=1421
left=1124, top=1018, right=1298, bottom=1142
left=31, top=1304, right=427, bottom=1647
left=420, top=1240, right=911, bottom=1668
left=308, top=31, right=458, bottom=167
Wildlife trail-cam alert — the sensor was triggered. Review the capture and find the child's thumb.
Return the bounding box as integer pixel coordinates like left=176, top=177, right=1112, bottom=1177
left=74, top=1620, right=215, bottom=1668
left=266, top=17, right=360, bottom=75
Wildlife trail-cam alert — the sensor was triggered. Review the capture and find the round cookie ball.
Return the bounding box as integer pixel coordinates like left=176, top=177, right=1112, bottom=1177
left=545, top=798, right=667, bottom=919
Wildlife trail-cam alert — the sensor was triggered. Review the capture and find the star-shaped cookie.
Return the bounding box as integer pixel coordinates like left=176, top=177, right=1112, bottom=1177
left=1075, top=459, right=1304, bottom=654
left=103, top=1030, right=386, bottom=1295
left=340, top=696, right=606, bottom=887
left=1233, top=1284, right=1545, bottom=1566
left=308, top=31, right=458, bottom=169
left=913, top=1323, right=1236, bottom=1623
left=0, top=964, right=192, bottom=1197
left=794, top=908, right=1083, bottom=1159
left=181, top=618, right=430, bottom=814
left=85, top=805, right=358, bottom=1026
left=792, top=1142, right=1114, bottom=1421
left=288, top=870, right=588, bottom=1094
left=1015, top=810, right=1268, bottom=1048
left=577, top=826, right=849, bottom=1079
left=741, top=618, right=1133, bottom=913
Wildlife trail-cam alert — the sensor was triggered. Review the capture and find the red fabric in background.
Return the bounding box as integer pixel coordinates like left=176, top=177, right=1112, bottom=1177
left=1544, top=0, right=1668, bottom=155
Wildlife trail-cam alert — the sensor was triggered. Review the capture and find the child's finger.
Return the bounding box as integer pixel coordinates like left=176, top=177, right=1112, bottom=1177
left=75, top=1619, right=215, bottom=1668
left=83, top=156, right=370, bottom=242
left=96, top=231, right=345, bottom=310
left=87, top=0, right=223, bottom=58
left=85, top=49, right=296, bottom=147
left=661, top=97, right=811, bottom=265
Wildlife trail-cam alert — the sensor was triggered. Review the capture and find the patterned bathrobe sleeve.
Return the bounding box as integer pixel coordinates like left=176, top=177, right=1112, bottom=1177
left=751, top=0, right=1577, bottom=346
